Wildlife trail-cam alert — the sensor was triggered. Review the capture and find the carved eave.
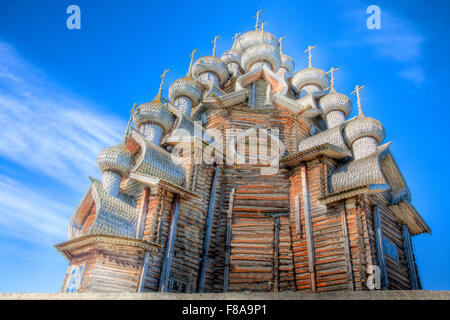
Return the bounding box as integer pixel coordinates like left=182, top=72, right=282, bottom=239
left=272, top=93, right=311, bottom=115
left=129, top=172, right=200, bottom=199
left=217, top=89, right=248, bottom=107
left=281, top=143, right=352, bottom=168
left=55, top=234, right=161, bottom=260
left=129, top=128, right=186, bottom=187
left=236, top=64, right=288, bottom=95
left=320, top=184, right=390, bottom=205
left=389, top=201, right=431, bottom=235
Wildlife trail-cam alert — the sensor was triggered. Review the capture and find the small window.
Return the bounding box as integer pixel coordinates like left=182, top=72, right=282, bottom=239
left=168, top=275, right=191, bottom=293
left=201, top=112, right=207, bottom=125
left=65, top=264, right=85, bottom=293
left=383, top=237, right=399, bottom=261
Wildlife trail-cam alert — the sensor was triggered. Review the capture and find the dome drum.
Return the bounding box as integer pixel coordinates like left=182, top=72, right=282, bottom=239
left=241, top=43, right=281, bottom=72
left=344, top=117, right=385, bottom=147
left=292, top=67, right=330, bottom=95
left=132, top=102, right=175, bottom=135
left=97, top=144, right=135, bottom=178
left=169, top=78, right=202, bottom=107
left=192, top=56, right=229, bottom=86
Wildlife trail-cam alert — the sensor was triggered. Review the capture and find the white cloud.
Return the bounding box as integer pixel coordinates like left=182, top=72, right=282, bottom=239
left=336, top=5, right=426, bottom=85
left=0, top=173, right=70, bottom=244
left=0, top=41, right=125, bottom=190
left=0, top=41, right=126, bottom=246
left=399, top=66, right=424, bottom=84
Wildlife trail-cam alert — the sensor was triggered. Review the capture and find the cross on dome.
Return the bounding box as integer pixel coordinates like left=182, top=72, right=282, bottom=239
left=232, top=33, right=240, bottom=48
left=123, top=103, right=138, bottom=142
left=351, top=84, right=366, bottom=118
left=278, top=36, right=285, bottom=54
left=304, top=45, right=316, bottom=68
left=188, top=49, right=197, bottom=75
left=154, top=69, right=170, bottom=103
left=260, top=22, right=267, bottom=40
left=254, top=9, right=263, bottom=30
left=327, top=67, right=339, bottom=92
left=211, top=35, right=220, bottom=57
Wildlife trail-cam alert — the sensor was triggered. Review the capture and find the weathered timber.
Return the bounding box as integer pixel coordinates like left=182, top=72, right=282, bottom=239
left=159, top=196, right=181, bottom=292
left=223, top=188, right=235, bottom=292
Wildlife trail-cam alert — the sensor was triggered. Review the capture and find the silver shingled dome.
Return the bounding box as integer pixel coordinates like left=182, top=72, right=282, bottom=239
left=97, top=144, right=134, bottom=178
left=191, top=56, right=229, bottom=86
left=221, top=49, right=242, bottom=65
left=280, top=54, right=295, bottom=73
left=132, top=101, right=175, bottom=134
left=344, top=117, right=385, bottom=146
left=234, top=30, right=279, bottom=53
left=241, top=43, right=281, bottom=72
left=168, top=77, right=202, bottom=106
left=319, top=92, right=352, bottom=117
left=291, top=67, right=330, bottom=94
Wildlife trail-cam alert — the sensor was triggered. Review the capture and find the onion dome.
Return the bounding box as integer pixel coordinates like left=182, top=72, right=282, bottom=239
left=319, top=92, right=352, bottom=117
left=168, top=77, right=202, bottom=106
left=97, top=144, right=134, bottom=178
left=221, top=49, right=242, bottom=66
left=291, top=67, right=330, bottom=94
left=234, top=30, right=279, bottom=53
left=344, top=117, right=385, bottom=146
left=132, top=101, right=174, bottom=134
left=191, top=56, right=229, bottom=86
left=241, top=43, right=281, bottom=72
left=280, top=54, right=294, bottom=73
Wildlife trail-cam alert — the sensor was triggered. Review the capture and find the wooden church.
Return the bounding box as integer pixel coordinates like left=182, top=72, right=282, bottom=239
left=55, top=13, right=430, bottom=293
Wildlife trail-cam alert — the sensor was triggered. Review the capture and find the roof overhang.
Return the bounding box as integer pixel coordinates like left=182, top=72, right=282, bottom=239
left=389, top=201, right=431, bottom=235
left=129, top=172, right=200, bottom=199
left=281, top=143, right=352, bottom=167
left=55, top=234, right=161, bottom=260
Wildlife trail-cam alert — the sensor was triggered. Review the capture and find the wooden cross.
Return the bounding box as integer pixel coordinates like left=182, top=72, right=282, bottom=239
left=260, top=21, right=267, bottom=34
left=155, top=69, right=169, bottom=102
left=232, top=33, right=240, bottom=48
left=351, top=85, right=366, bottom=118
left=260, top=22, right=267, bottom=41
left=211, top=35, right=220, bottom=57
left=327, top=67, right=339, bottom=91
left=278, top=36, right=285, bottom=54
left=254, top=9, right=263, bottom=30
left=304, top=45, right=316, bottom=68
left=188, top=49, right=197, bottom=73
left=123, top=103, right=138, bottom=142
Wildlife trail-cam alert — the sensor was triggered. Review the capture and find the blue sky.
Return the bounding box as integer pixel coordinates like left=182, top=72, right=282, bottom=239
left=0, top=0, right=449, bottom=292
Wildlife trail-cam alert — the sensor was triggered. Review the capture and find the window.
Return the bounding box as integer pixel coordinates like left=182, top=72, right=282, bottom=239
left=65, top=264, right=85, bottom=293
left=383, top=237, right=399, bottom=261
left=201, top=112, right=207, bottom=125
left=168, top=275, right=191, bottom=293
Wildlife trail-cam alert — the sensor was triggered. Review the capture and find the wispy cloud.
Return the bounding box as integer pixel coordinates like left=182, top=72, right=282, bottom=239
left=0, top=41, right=125, bottom=190
left=0, top=173, right=70, bottom=244
left=335, top=5, right=426, bottom=85
left=0, top=41, right=125, bottom=246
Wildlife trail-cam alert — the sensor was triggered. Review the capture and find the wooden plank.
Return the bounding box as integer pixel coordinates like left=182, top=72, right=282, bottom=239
left=373, top=205, right=389, bottom=289
left=294, top=195, right=301, bottom=236
left=402, top=224, right=419, bottom=290
left=197, top=165, right=220, bottom=292
left=137, top=251, right=150, bottom=292
left=273, top=216, right=280, bottom=292
left=223, top=188, right=236, bottom=292
left=340, top=200, right=355, bottom=291
left=158, top=196, right=180, bottom=292
left=136, top=187, right=150, bottom=239
left=300, top=163, right=316, bottom=292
